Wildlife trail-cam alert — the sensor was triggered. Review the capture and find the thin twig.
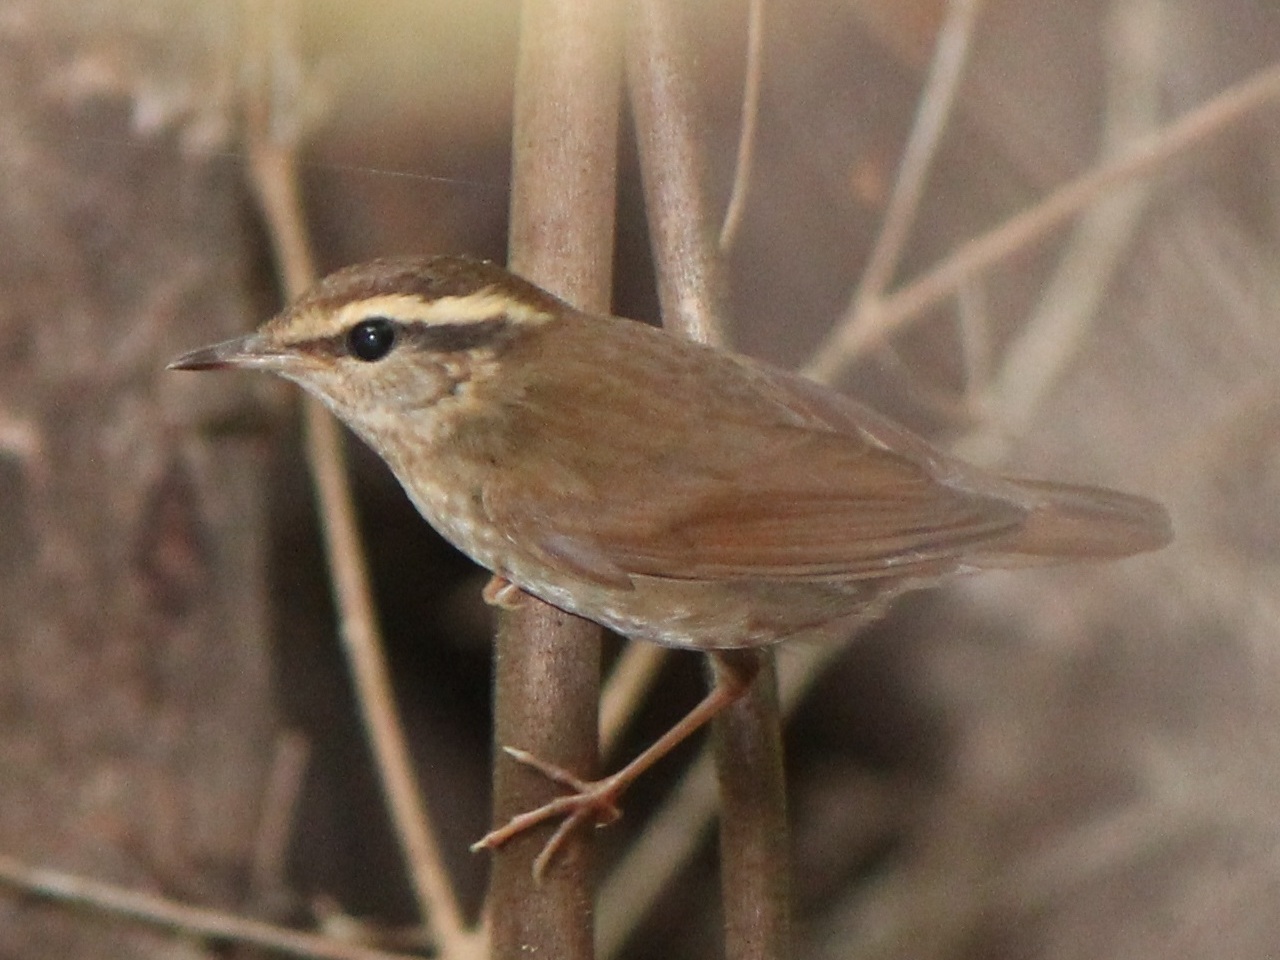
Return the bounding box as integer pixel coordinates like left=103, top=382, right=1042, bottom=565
left=247, top=134, right=479, bottom=960
left=250, top=729, right=312, bottom=904
left=242, top=5, right=476, bottom=956
left=803, top=60, right=1280, bottom=383
left=0, top=854, right=418, bottom=960
left=846, top=0, right=986, bottom=318
left=955, top=0, right=1164, bottom=465
left=718, top=0, right=765, bottom=251
left=597, top=745, right=718, bottom=960
left=599, top=642, right=669, bottom=761
left=955, top=277, right=993, bottom=403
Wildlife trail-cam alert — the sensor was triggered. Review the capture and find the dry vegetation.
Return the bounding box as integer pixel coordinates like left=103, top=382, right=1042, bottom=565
left=1, top=0, right=1278, bottom=958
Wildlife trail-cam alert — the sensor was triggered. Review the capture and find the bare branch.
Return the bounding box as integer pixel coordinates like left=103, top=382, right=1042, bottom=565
left=851, top=0, right=986, bottom=316
left=0, top=855, right=418, bottom=960
left=242, top=4, right=477, bottom=955
left=718, top=0, right=766, bottom=251
left=804, top=59, right=1280, bottom=383
left=956, top=0, right=1164, bottom=465
left=599, top=643, right=668, bottom=761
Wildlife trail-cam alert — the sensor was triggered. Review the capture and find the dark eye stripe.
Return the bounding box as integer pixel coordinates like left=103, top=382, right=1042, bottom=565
left=290, top=315, right=515, bottom=359
left=400, top=317, right=513, bottom=353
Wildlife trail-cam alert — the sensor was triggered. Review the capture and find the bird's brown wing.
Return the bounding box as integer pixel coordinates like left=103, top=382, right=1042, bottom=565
left=483, top=330, right=1027, bottom=586
left=553, top=429, right=1025, bottom=583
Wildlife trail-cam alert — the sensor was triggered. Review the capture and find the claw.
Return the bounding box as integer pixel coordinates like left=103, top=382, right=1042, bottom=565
left=470, top=749, right=625, bottom=881
left=472, top=652, right=760, bottom=879
left=482, top=575, right=525, bottom=609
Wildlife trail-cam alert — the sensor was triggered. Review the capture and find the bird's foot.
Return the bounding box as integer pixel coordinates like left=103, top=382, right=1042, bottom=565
left=481, top=575, right=526, bottom=610
left=470, top=746, right=623, bottom=881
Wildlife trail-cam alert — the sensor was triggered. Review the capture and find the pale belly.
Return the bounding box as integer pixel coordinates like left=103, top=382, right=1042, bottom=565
left=397, top=460, right=907, bottom=651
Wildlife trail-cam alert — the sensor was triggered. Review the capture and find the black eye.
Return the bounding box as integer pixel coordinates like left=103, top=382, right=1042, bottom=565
left=347, top=317, right=398, bottom=362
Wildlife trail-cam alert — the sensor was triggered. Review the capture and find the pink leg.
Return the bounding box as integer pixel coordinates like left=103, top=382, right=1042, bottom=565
left=472, top=651, right=760, bottom=879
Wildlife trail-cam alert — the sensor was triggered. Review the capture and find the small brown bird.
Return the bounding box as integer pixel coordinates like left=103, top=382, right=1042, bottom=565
left=170, top=255, right=1171, bottom=875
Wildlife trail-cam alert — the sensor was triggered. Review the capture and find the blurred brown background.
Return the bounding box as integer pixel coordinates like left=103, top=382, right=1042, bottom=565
left=1, top=0, right=1277, bottom=957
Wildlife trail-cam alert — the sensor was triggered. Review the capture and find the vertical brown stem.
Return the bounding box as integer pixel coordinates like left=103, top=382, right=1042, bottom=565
left=489, top=0, right=621, bottom=957
left=710, top=650, right=791, bottom=960
left=626, top=2, right=792, bottom=958
left=624, top=0, right=727, bottom=346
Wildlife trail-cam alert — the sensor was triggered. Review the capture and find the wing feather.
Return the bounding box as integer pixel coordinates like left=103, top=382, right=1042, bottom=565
left=480, top=314, right=1028, bottom=586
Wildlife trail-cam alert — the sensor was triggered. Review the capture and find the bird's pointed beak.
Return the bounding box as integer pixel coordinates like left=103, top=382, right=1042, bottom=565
left=167, top=333, right=289, bottom=372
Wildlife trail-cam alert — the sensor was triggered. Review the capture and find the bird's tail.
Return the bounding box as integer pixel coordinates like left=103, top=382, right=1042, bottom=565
left=975, top=477, right=1172, bottom=567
